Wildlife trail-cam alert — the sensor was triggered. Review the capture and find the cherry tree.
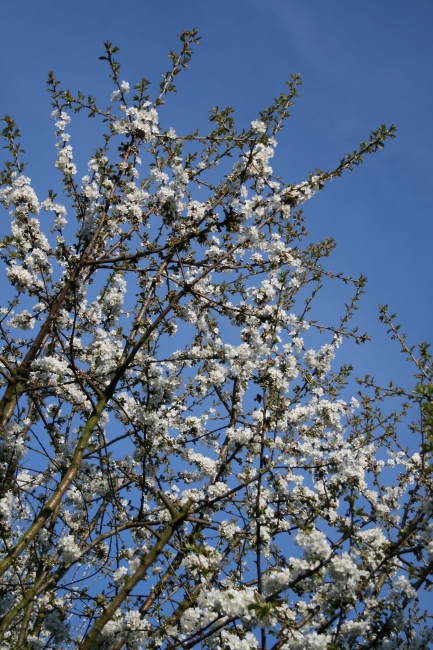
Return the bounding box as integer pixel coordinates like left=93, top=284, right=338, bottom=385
left=0, top=30, right=432, bottom=650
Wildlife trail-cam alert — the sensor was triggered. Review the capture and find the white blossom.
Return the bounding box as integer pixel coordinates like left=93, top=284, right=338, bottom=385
left=7, top=309, right=34, bottom=330
left=55, top=144, right=77, bottom=176
left=251, top=119, right=267, bottom=135
left=58, top=535, right=82, bottom=563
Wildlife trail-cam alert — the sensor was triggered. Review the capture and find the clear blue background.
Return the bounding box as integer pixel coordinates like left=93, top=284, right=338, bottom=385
left=1, top=0, right=432, bottom=392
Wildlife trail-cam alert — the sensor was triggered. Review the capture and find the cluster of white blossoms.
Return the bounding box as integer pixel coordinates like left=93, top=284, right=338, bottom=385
left=180, top=586, right=258, bottom=633
left=0, top=174, right=40, bottom=214
left=0, top=34, right=429, bottom=650
left=112, top=100, right=160, bottom=142
left=295, top=528, right=332, bottom=562
left=31, top=355, right=71, bottom=383
left=181, top=543, right=221, bottom=574
left=55, top=145, right=76, bottom=176
left=150, top=161, right=190, bottom=214
left=304, top=343, right=335, bottom=375
left=111, top=181, right=149, bottom=224
left=52, top=110, right=77, bottom=176
left=0, top=173, right=52, bottom=301
left=41, top=197, right=68, bottom=231
left=58, top=534, right=82, bottom=564
left=100, top=275, right=127, bottom=325
left=250, top=119, right=267, bottom=135
left=0, top=421, right=27, bottom=467
left=6, top=261, right=43, bottom=293
left=7, top=309, right=34, bottom=330
left=182, top=448, right=217, bottom=477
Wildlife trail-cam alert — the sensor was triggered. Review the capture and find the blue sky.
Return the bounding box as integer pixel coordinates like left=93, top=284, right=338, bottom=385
left=1, top=0, right=432, bottom=391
